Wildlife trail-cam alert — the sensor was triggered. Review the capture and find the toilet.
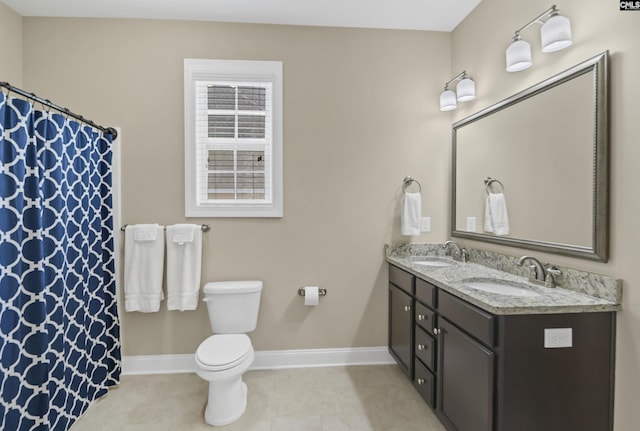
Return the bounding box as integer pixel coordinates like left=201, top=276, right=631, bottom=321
left=195, top=280, right=263, bottom=426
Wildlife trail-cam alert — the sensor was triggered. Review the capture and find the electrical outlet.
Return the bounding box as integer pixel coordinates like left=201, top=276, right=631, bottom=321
left=544, top=328, right=573, bottom=348
left=421, top=217, right=431, bottom=232
left=466, top=217, right=477, bottom=232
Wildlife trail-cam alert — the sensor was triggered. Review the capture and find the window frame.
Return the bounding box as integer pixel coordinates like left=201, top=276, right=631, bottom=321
left=184, top=59, right=283, bottom=217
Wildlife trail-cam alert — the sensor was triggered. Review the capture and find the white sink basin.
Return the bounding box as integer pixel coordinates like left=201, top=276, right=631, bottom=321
left=463, top=279, right=540, bottom=297
left=411, top=257, right=457, bottom=268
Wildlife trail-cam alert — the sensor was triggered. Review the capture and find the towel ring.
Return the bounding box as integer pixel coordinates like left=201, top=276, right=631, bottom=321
left=484, top=177, right=505, bottom=195
left=402, top=176, right=422, bottom=193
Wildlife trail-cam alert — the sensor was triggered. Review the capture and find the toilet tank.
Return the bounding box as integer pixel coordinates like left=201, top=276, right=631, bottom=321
left=203, top=281, right=263, bottom=334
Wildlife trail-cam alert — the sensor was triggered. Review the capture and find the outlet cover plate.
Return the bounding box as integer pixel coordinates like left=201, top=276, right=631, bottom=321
left=544, top=328, right=573, bottom=348
left=421, top=217, right=431, bottom=232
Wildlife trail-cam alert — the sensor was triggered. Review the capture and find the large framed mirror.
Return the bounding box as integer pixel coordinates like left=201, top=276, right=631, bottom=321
left=451, top=51, right=609, bottom=261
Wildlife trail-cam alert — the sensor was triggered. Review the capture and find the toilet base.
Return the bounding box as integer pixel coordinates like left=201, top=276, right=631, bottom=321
left=204, top=378, right=248, bottom=426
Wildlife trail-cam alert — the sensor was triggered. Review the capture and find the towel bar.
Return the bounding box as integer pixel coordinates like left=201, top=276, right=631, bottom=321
left=121, top=224, right=210, bottom=232
left=402, top=176, right=422, bottom=193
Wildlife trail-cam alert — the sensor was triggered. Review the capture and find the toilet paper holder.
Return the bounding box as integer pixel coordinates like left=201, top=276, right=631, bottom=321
left=298, top=287, right=327, bottom=297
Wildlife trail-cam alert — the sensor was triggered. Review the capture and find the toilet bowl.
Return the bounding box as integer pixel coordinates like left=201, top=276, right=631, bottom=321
left=194, top=280, right=263, bottom=426
left=195, top=334, right=255, bottom=426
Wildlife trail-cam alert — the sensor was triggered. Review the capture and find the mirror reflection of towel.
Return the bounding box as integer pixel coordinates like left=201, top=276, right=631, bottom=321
left=401, top=192, right=422, bottom=236
left=484, top=193, right=510, bottom=236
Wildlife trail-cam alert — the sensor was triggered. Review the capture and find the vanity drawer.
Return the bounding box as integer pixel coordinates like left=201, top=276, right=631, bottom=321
left=389, top=265, right=413, bottom=294
left=415, top=278, right=436, bottom=309
left=413, top=359, right=435, bottom=408
left=415, top=302, right=435, bottom=333
left=415, top=325, right=435, bottom=372
left=439, top=290, right=495, bottom=347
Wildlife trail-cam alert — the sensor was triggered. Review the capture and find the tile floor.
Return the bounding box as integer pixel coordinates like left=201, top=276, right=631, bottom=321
left=70, top=365, right=447, bottom=431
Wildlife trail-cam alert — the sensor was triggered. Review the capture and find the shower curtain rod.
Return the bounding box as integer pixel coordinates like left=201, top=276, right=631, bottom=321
left=0, top=81, right=118, bottom=140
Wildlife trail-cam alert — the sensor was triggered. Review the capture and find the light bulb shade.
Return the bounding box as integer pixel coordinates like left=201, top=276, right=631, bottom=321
left=440, top=89, right=457, bottom=111
left=506, top=39, right=532, bottom=72
left=456, top=78, right=475, bottom=102
left=541, top=15, right=572, bottom=52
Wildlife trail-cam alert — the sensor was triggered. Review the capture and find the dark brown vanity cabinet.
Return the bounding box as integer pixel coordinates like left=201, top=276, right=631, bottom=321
left=436, top=291, right=495, bottom=431
left=388, top=265, right=414, bottom=378
left=388, top=266, right=437, bottom=406
left=413, top=279, right=437, bottom=408
left=388, top=265, right=616, bottom=431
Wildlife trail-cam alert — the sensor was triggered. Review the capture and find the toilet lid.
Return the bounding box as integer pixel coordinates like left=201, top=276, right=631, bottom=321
left=196, top=334, right=252, bottom=371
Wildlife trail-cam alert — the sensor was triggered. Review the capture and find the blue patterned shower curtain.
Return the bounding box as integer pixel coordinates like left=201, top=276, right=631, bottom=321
left=0, top=92, right=121, bottom=430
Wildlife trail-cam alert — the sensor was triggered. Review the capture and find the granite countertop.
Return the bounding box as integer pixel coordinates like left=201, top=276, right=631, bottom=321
left=386, top=248, right=622, bottom=315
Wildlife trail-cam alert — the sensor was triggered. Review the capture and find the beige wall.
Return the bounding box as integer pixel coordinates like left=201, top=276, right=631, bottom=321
left=451, top=1, right=640, bottom=430
left=0, top=2, right=22, bottom=85
left=21, top=18, right=451, bottom=354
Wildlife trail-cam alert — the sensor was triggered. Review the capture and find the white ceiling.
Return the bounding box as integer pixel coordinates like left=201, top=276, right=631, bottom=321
left=1, top=0, right=481, bottom=32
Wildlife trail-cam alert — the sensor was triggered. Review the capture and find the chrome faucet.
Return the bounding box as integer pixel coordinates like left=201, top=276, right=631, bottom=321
left=517, top=256, right=546, bottom=282
left=443, top=241, right=467, bottom=262
left=517, top=256, right=562, bottom=288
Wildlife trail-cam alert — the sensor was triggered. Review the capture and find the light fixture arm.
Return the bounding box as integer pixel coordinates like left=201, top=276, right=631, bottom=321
left=443, top=71, right=470, bottom=89
left=512, top=5, right=559, bottom=39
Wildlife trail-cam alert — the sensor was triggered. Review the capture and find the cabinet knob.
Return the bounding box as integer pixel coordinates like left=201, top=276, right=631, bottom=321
left=433, top=328, right=441, bottom=335
left=404, top=305, right=411, bottom=312
left=417, top=378, right=425, bottom=385
left=417, top=314, right=427, bottom=321
left=417, top=344, right=426, bottom=350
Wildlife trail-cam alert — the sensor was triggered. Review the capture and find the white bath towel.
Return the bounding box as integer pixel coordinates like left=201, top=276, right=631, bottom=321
left=124, top=224, right=165, bottom=312
left=166, top=224, right=203, bottom=311
left=484, top=193, right=510, bottom=236
left=401, top=192, right=422, bottom=236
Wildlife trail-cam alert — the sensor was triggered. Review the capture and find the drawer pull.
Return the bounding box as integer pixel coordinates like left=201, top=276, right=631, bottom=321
left=417, top=314, right=427, bottom=321
left=417, top=344, right=426, bottom=351
left=417, top=378, right=425, bottom=385
left=433, top=328, right=441, bottom=335
left=404, top=305, right=411, bottom=312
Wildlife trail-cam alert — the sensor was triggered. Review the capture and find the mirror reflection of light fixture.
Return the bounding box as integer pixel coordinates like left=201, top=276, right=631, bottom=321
left=439, top=71, right=475, bottom=111
left=506, top=5, right=572, bottom=72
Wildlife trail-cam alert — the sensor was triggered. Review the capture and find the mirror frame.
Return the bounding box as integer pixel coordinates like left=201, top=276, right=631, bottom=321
left=451, top=51, right=609, bottom=262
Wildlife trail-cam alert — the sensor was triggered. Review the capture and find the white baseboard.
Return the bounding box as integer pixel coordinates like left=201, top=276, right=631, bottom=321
left=121, top=346, right=395, bottom=376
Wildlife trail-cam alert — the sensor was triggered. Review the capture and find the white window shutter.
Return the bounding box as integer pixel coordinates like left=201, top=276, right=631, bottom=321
left=184, top=59, right=283, bottom=217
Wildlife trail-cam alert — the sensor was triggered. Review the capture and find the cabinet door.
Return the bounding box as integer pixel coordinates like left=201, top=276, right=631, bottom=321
left=437, top=318, right=494, bottom=431
left=389, top=284, right=413, bottom=378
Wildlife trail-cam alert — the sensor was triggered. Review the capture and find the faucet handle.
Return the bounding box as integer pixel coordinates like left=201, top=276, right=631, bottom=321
left=545, top=265, right=562, bottom=276
left=544, top=265, right=562, bottom=288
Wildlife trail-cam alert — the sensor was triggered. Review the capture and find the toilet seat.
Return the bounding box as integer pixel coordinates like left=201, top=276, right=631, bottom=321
left=196, top=334, right=253, bottom=372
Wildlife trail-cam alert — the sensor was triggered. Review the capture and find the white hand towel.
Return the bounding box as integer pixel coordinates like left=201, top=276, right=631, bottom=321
left=166, top=224, right=203, bottom=311
left=484, top=193, right=510, bottom=236
left=484, top=198, right=494, bottom=233
left=124, top=224, right=165, bottom=312
left=401, top=192, right=422, bottom=236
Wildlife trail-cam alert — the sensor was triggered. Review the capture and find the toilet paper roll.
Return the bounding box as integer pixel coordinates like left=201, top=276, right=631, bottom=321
left=304, top=286, right=319, bottom=306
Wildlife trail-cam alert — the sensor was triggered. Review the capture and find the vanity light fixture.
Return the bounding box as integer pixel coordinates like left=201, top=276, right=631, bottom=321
left=439, top=71, right=475, bottom=111
left=506, top=4, right=572, bottom=72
